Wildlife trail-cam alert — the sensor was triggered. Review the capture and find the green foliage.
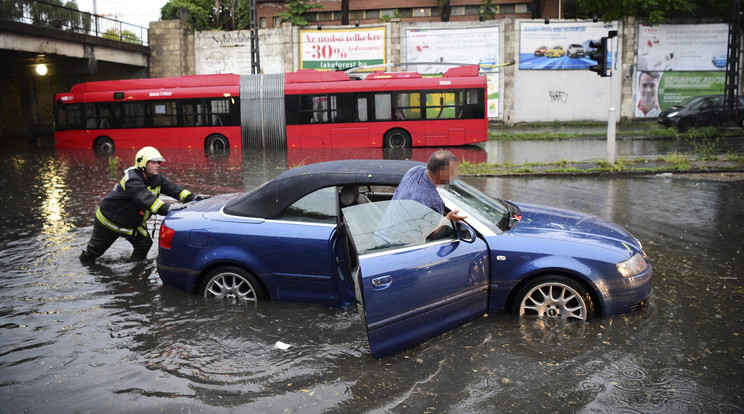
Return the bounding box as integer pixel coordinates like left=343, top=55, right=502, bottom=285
left=377, top=9, right=400, bottom=22
left=161, top=0, right=214, bottom=29
left=102, top=28, right=141, bottom=43
left=574, top=0, right=725, bottom=23
left=480, top=0, right=498, bottom=20
left=276, top=0, right=323, bottom=26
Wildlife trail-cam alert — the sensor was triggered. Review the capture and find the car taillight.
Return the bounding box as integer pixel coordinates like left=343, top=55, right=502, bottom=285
left=159, top=223, right=175, bottom=249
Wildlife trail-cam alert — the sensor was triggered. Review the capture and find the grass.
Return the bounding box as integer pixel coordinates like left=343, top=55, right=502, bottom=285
left=488, top=124, right=737, bottom=141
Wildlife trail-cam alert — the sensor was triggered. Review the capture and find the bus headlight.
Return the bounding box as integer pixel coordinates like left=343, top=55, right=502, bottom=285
left=617, top=252, right=648, bottom=278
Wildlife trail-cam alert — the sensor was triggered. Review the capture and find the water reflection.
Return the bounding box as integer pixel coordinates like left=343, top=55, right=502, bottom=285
left=0, top=144, right=742, bottom=412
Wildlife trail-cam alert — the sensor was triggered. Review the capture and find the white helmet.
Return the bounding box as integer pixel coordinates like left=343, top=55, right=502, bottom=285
left=135, top=146, right=165, bottom=169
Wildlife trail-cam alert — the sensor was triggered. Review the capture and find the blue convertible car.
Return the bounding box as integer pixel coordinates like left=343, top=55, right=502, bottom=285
left=157, top=160, right=652, bottom=358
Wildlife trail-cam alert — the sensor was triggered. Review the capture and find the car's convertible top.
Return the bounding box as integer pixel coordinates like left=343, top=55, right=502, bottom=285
left=223, top=159, right=423, bottom=218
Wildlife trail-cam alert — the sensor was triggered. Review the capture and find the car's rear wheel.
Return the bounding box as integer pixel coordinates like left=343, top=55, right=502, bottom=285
left=201, top=266, right=265, bottom=304
left=677, top=118, right=692, bottom=133
left=512, top=275, right=594, bottom=321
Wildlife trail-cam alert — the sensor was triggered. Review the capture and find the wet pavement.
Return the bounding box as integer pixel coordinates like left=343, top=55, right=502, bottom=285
left=0, top=141, right=743, bottom=412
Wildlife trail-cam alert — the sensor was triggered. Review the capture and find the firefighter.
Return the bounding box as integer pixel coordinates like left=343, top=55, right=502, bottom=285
left=79, top=146, right=209, bottom=263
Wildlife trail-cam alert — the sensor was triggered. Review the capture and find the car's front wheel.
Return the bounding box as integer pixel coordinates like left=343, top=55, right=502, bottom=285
left=201, top=266, right=266, bottom=304
left=677, top=118, right=692, bottom=133
left=512, top=275, right=594, bottom=320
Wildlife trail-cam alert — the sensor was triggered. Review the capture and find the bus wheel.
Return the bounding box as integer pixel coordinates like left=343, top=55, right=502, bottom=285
left=205, top=134, right=229, bottom=153
left=383, top=129, right=412, bottom=149
left=93, top=136, right=115, bottom=155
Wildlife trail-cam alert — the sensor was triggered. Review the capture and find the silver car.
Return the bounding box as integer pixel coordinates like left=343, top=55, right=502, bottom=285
left=568, top=43, right=586, bottom=58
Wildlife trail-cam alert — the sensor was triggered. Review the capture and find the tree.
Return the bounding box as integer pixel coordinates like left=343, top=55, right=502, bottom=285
left=480, top=0, right=498, bottom=21
left=275, top=0, right=323, bottom=26
left=161, top=0, right=215, bottom=29
left=573, top=0, right=727, bottom=23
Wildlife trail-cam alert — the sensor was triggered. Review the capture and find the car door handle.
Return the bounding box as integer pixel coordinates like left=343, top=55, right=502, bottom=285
left=371, top=275, right=392, bottom=289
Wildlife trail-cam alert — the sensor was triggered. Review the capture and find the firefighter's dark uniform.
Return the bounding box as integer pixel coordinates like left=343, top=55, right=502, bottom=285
left=80, top=166, right=194, bottom=262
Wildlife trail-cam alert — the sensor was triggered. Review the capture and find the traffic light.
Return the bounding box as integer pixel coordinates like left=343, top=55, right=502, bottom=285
left=589, top=37, right=609, bottom=77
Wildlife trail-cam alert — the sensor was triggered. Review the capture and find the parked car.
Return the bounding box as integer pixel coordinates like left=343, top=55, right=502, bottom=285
left=157, top=160, right=652, bottom=358
left=567, top=44, right=586, bottom=58
left=545, top=45, right=566, bottom=58
left=534, top=46, right=548, bottom=56
left=658, top=95, right=744, bottom=132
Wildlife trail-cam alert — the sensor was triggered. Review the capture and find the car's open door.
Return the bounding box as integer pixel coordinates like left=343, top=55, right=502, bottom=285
left=343, top=200, right=490, bottom=358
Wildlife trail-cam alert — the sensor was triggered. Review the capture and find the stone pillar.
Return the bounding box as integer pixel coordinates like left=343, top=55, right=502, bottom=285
left=619, top=16, right=636, bottom=121
left=148, top=9, right=195, bottom=78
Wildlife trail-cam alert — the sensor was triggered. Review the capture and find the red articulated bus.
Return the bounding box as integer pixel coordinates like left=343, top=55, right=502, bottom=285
left=54, top=65, right=488, bottom=153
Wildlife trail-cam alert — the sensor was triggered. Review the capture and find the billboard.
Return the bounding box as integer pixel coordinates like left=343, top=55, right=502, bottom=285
left=519, top=21, right=619, bottom=70
left=638, top=24, right=728, bottom=71
left=299, top=27, right=386, bottom=70
left=633, top=71, right=726, bottom=118
left=405, top=26, right=500, bottom=75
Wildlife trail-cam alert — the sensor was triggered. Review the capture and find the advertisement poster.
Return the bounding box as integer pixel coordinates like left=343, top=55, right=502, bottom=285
left=299, top=27, right=386, bottom=70
left=633, top=71, right=725, bottom=118
left=405, top=26, right=500, bottom=74
left=519, top=21, right=619, bottom=70
left=487, top=74, right=499, bottom=118
left=638, top=24, right=728, bottom=71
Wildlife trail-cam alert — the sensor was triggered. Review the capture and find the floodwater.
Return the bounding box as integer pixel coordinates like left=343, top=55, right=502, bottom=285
left=1, top=140, right=743, bottom=413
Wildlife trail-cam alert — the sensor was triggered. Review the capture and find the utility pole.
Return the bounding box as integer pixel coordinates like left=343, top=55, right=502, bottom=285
left=250, top=0, right=260, bottom=74
left=724, top=0, right=741, bottom=123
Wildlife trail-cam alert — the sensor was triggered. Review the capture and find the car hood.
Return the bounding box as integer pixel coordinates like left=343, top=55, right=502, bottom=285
left=507, top=202, right=642, bottom=252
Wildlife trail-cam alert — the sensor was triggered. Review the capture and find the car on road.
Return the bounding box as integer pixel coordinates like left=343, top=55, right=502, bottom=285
left=567, top=44, right=586, bottom=58
left=545, top=45, right=566, bottom=58
left=534, top=46, right=548, bottom=56
left=157, top=160, right=652, bottom=358
left=658, top=94, right=744, bottom=132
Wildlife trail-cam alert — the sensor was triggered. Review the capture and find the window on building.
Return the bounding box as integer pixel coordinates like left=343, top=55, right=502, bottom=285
left=273, top=17, right=281, bottom=27
left=366, top=10, right=380, bottom=19
left=260, top=17, right=267, bottom=28
left=349, top=10, right=365, bottom=20
left=317, top=11, right=335, bottom=21
left=515, top=3, right=530, bottom=13
left=413, top=7, right=430, bottom=17
left=450, top=6, right=465, bottom=16
left=464, top=5, right=480, bottom=15
left=501, top=4, right=515, bottom=14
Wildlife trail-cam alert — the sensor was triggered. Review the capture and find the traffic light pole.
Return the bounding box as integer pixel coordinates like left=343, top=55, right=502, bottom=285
left=607, top=36, right=616, bottom=164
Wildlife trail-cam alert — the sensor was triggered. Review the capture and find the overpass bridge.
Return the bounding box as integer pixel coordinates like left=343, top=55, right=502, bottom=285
left=0, top=0, right=150, bottom=145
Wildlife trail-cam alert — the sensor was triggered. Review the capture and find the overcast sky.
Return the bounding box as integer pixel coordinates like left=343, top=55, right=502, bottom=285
left=75, top=0, right=168, bottom=28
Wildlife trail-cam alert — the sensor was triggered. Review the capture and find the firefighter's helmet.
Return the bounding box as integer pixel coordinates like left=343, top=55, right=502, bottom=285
left=135, top=147, right=165, bottom=169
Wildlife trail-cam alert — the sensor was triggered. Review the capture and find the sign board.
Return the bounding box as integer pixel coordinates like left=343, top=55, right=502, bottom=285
left=299, top=27, right=386, bottom=70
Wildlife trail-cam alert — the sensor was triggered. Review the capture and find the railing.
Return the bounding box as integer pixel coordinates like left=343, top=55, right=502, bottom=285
left=0, top=0, right=149, bottom=46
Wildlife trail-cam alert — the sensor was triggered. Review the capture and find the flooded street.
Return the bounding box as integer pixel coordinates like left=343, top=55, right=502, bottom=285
left=1, top=141, right=743, bottom=413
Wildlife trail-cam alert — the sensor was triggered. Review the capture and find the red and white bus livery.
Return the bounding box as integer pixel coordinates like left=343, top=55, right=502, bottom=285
left=54, top=65, right=488, bottom=153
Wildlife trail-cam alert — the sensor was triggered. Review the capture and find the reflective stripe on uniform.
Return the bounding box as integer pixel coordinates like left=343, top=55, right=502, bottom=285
left=150, top=198, right=164, bottom=213
left=96, top=207, right=135, bottom=236
left=178, top=190, right=191, bottom=202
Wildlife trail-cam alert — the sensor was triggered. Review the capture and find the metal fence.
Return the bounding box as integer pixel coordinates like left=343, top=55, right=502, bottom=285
left=0, top=0, right=149, bottom=45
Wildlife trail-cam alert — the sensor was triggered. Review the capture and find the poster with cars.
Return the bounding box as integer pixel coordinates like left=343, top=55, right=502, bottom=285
left=299, top=27, right=386, bottom=70
left=404, top=26, right=500, bottom=75
left=633, top=70, right=726, bottom=118
left=638, top=24, right=728, bottom=71
left=519, top=21, right=619, bottom=70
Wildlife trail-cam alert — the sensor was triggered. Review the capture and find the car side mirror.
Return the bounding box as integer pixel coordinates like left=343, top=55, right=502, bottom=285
left=455, top=221, right=477, bottom=243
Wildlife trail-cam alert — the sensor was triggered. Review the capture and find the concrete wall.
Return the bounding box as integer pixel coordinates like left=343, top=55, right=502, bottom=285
left=151, top=17, right=736, bottom=125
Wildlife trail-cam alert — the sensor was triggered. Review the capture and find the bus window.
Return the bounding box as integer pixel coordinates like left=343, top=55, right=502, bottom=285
left=57, top=103, right=83, bottom=130
left=124, top=102, right=145, bottom=128
left=425, top=92, right=456, bottom=119
left=152, top=101, right=177, bottom=127
left=209, top=98, right=230, bottom=126
left=356, top=96, right=368, bottom=122
left=394, top=92, right=421, bottom=120
left=181, top=99, right=205, bottom=127
left=374, top=93, right=392, bottom=120
left=84, top=103, right=96, bottom=129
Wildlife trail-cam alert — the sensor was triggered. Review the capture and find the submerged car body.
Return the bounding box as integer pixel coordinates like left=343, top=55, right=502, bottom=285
left=658, top=95, right=744, bottom=132
left=157, top=160, right=652, bottom=358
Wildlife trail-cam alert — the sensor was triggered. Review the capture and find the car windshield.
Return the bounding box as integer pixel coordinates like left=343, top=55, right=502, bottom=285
left=440, top=181, right=512, bottom=233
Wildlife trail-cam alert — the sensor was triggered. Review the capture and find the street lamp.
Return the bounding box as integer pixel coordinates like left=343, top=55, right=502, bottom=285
left=35, top=63, right=48, bottom=76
